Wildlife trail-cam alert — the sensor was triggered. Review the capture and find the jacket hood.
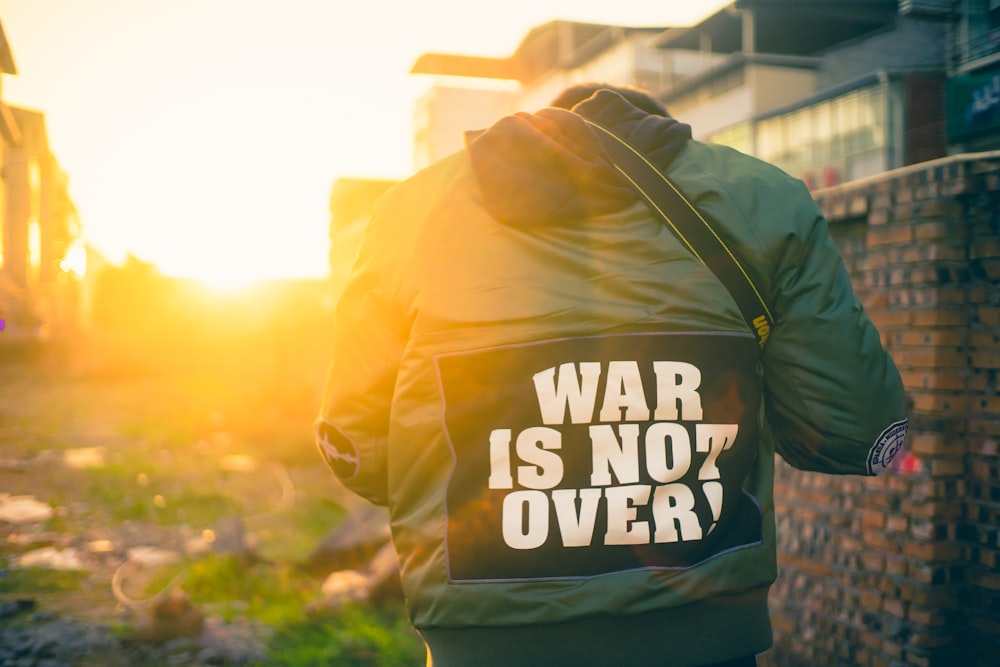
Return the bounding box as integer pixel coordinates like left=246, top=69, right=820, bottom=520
left=466, top=89, right=692, bottom=227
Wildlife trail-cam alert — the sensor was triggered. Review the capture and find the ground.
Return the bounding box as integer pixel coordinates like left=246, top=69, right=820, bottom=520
left=0, top=298, right=423, bottom=667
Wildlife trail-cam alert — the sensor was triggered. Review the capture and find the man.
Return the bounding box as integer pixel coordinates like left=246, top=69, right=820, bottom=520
left=315, top=83, right=907, bottom=666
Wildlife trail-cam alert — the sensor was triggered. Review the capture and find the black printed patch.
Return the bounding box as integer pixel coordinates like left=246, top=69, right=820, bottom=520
left=316, top=421, right=360, bottom=480
left=435, top=332, right=764, bottom=582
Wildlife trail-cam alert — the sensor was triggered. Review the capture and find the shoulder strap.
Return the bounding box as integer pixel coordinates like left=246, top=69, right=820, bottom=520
left=581, top=117, right=774, bottom=348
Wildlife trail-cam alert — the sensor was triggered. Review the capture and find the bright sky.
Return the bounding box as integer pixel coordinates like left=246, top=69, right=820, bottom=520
left=0, top=0, right=727, bottom=287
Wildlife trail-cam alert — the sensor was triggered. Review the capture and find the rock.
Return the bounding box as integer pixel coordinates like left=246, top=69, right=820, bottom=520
left=313, top=542, right=402, bottom=611
left=367, top=543, right=403, bottom=605
left=11, top=547, right=85, bottom=571
left=318, top=570, right=371, bottom=607
left=0, top=618, right=119, bottom=666
left=0, top=495, right=54, bottom=524
left=0, top=457, right=32, bottom=472
left=61, top=447, right=107, bottom=469
left=126, top=546, right=183, bottom=568
left=210, top=516, right=265, bottom=565
left=134, top=589, right=205, bottom=644
left=0, top=598, right=35, bottom=620
left=301, top=502, right=390, bottom=576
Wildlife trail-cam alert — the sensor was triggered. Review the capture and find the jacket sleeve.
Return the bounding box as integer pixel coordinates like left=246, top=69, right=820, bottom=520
left=762, top=179, right=908, bottom=476
left=314, top=198, right=409, bottom=506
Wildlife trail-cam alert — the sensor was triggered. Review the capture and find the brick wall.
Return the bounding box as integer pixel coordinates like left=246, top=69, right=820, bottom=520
left=762, top=152, right=1000, bottom=667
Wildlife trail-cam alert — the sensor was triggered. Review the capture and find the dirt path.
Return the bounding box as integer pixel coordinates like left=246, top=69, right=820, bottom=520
left=0, top=343, right=395, bottom=666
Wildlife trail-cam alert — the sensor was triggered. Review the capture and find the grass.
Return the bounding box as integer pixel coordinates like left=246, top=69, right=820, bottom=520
left=0, top=276, right=428, bottom=665
left=137, top=553, right=426, bottom=666
left=267, top=606, right=426, bottom=667
left=0, top=559, right=87, bottom=594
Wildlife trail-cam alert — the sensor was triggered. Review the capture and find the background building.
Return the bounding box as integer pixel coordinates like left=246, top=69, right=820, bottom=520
left=0, top=21, right=83, bottom=343
left=662, top=0, right=947, bottom=187
left=946, top=0, right=1000, bottom=150
left=409, top=1, right=947, bottom=189
left=410, top=21, right=670, bottom=169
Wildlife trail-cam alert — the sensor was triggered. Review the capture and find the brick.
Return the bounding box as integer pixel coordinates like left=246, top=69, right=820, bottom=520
left=930, top=459, right=965, bottom=477
left=911, top=310, right=967, bottom=327
left=887, top=515, right=909, bottom=533
left=900, top=371, right=967, bottom=391
left=908, top=631, right=956, bottom=649
left=921, top=199, right=964, bottom=219
left=884, top=598, right=907, bottom=619
left=969, top=566, right=1000, bottom=591
left=974, top=396, right=1000, bottom=413
left=926, top=245, right=967, bottom=262
left=872, top=192, right=894, bottom=209
left=970, top=350, right=1000, bottom=369
left=849, top=195, right=869, bottom=216
left=970, top=331, right=999, bottom=346
left=978, top=306, right=1000, bottom=326
left=902, top=585, right=959, bottom=607
left=903, top=650, right=932, bottom=667
left=870, top=309, right=914, bottom=327
left=863, top=508, right=887, bottom=529
left=978, top=258, right=1000, bottom=280
left=908, top=605, right=948, bottom=627
left=914, top=181, right=943, bottom=200
left=885, top=554, right=909, bottom=576
left=912, top=521, right=937, bottom=540
left=902, top=499, right=963, bottom=519
left=870, top=654, right=891, bottom=667
left=942, top=176, right=976, bottom=196
left=913, top=221, right=954, bottom=241
left=910, top=392, right=968, bottom=413
left=870, top=225, right=915, bottom=246
left=864, top=529, right=902, bottom=552
left=869, top=208, right=891, bottom=225
left=860, top=592, right=883, bottom=614
left=902, top=540, right=963, bottom=562
left=909, top=434, right=964, bottom=456
left=969, top=237, right=1000, bottom=259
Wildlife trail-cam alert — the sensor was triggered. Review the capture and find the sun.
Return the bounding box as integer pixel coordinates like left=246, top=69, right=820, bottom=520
left=190, top=264, right=268, bottom=293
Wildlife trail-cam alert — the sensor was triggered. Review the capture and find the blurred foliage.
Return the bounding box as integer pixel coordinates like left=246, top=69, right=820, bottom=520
left=0, top=258, right=431, bottom=665
left=83, top=254, right=338, bottom=466
left=268, top=605, right=426, bottom=667
left=176, top=554, right=315, bottom=625
left=0, top=559, right=87, bottom=594
left=144, top=554, right=425, bottom=666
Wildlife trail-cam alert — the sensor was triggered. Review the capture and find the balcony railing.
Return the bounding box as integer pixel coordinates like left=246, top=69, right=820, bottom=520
left=954, top=26, right=1000, bottom=70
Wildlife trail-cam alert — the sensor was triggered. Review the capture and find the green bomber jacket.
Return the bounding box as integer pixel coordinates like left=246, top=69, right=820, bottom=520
left=315, top=90, right=908, bottom=667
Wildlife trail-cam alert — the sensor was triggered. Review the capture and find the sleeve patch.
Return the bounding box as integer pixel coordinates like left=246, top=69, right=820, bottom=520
left=316, top=420, right=360, bottom=480
left=867, top=419, right=908, bottom=475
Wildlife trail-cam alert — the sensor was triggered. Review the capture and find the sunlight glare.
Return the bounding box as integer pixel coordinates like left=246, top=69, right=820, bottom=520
left=189, top=264, right=266, bottom=293
left=60, top=240, right=88, bottom=277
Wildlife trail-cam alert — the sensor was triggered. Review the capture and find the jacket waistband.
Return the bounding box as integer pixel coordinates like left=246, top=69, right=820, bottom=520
left=420, top=588, right=772, bottom=667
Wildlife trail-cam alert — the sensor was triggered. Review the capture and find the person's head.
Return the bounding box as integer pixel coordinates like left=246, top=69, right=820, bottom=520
left=549, top=83, right=670, bottom=117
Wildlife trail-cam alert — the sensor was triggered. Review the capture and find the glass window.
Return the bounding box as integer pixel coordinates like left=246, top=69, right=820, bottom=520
left=708, top=122, right=751, bottom=154
left=750, top=83, right=892, bottom=186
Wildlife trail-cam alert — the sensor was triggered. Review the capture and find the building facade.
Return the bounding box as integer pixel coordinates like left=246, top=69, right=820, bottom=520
left=0, top=21, right=83, bottom=343
left=408, top=1, right=949, bottom=191
left=946, top=0, right=1000, bottom=150
left=410, top=21, right=670, bottom=169
left=652, top=1, right=947, bottom=188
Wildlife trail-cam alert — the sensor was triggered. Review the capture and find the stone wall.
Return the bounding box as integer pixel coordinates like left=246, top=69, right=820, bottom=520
left=763, top=152, right=1000, bottom=667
